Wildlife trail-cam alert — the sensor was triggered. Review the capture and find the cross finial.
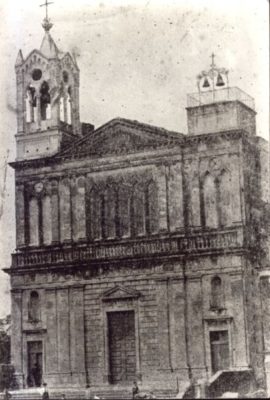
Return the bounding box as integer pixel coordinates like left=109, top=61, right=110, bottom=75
left=40, top=0, right=54, bottom=31
left=210, top=53, right=216, bottom=69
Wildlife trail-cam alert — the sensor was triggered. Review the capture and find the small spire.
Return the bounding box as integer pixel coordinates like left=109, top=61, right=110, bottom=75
left=40, top=32, right=59, bottom=58
left=15, top=50, right=24, bottom=67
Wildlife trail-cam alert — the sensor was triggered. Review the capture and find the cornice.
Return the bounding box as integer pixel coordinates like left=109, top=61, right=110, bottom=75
left=10, top=127, right=248, bottom=173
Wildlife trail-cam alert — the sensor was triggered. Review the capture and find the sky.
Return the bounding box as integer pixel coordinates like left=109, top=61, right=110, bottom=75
left=0, top=0, right=268, bottom=317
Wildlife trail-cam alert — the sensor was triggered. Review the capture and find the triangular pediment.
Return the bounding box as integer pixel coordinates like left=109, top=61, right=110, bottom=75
left=102, top=285, right=141, bottom=301
left=57, top=118, right=182, bottom=159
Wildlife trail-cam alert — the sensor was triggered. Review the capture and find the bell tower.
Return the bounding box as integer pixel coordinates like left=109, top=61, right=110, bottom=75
left=14, top=3, right=81, bottom=160
left=186, top=54, right=256, bottom=136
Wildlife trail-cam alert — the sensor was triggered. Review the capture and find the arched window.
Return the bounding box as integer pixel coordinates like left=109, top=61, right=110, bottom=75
left=145, top=180, right=158, bottom=235
left=66, top=87, right=72, bottom=124
left=210, top=276, right=223, bottom=310
left=100, top=193, right=106, bottom=239
left=132, top=183, right=146, bottom=236
left=40, top=81, right=51, bottom=120
left=217, top=170, right=232, bottom=227
left=28, top=291, right=40, bottom=322
left=59, top=86, right=72, bottom=124
left=29, top=197, right=39, bottom=246
left=89, top=186, right=102, bottom=240
left=59, top=180, right=71, bottom=242
left=25, top=86, right=37, bottom=123
left=42, top=195, right=52, bottom=245
left=203, top=173, right=218, bottom=228
left=104, top=186, right=117, bottom=239
left=118, top=185, right=131, bottom=238
left=72, top=177, right=86, bottom=241
left=60, top=96, right=64, bottom=121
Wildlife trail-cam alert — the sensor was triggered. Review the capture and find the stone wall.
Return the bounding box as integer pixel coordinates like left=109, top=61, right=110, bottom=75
left=14, top=132, right=244, bottom=249
left=186, top=101, right=256, bottom=136
left=10, top=251, right=253, bottom=390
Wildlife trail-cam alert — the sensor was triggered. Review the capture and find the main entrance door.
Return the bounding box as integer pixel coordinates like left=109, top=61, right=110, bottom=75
left=108, top=311, right=136, bottom=384
left=210, top=330, right=230, bottom=373
left=27, top=341, right=43, bottom=387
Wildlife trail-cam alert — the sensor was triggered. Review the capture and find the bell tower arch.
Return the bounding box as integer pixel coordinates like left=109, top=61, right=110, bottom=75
left=14, top=13, right=81, bottom=160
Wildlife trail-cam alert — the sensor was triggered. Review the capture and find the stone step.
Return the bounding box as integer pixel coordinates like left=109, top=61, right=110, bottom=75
left=1, top=388, right=180, bottom=400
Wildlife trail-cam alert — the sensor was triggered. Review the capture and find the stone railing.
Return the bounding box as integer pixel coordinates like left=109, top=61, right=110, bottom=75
left=187, top=86, right=255, bottom=111
left=11, top=228, right=243, bottom=269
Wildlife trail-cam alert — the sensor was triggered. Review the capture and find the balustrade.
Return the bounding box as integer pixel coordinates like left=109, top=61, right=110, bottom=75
left=11, top=228, right=241, bottom=268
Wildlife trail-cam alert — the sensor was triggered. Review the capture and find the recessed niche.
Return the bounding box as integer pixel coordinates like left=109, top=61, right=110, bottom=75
left=32, top=69, right=42, bottom=81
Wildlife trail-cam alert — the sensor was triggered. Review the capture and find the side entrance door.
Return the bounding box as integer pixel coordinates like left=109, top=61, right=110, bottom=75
left=108, top=311, right=136, bottom=384
left=210, top=330, right=230, bottom=374
left=27, top=341, right=43, bottom=387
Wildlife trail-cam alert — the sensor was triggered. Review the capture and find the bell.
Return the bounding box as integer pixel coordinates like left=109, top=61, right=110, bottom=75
left=216, top=73, right=225, bottom=87
left=202, top=77, right=210, bottom=88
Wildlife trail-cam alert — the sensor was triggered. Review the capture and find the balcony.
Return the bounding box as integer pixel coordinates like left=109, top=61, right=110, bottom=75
left=187, top=87, right=255, bottom=111
left=11, top=227, right=243, bottom=269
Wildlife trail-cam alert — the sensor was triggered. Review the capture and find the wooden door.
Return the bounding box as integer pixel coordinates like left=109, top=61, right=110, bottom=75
left=27, top=341, right=43, bottom=387
left=108, top=311, right=136, bottom=383
left=210, top=330, right=230, bottom=374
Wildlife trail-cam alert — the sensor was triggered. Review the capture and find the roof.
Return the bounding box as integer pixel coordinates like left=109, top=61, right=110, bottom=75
left=40, top=31, right=59, bottom=59
left=55, top=117, right=184, bottom=160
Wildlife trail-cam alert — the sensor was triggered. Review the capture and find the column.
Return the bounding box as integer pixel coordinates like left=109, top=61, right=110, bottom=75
left=168, top=162, right=184, bottom=231
left=45, top=289, right=58, bottom=376
left=171, top=279, right=188, bottom=370
left=36, top=94, right=41, bottom=127
left=59, top=179, right=71, bottom=242
left=11, top=289, right=24, bottom=387
left=51, top=181, right=60, bottom=243
left=57, top=288, right=70, bottom=380
left=15, top=184, right=25, bottom=247
left=42, top=195, right=52, bottom=245
left=183, top=159, right=201, bottom=228
left=72, top=177, right=86, bottom=242
left=155, top=165, right=168, bottom=232
left=156, top=279, right=172, bottom=370
left=186, top=278, right=205, bottom=379
left=70, top=286, right=86, bottom=385
left=29, top=197, right=39, bottom=246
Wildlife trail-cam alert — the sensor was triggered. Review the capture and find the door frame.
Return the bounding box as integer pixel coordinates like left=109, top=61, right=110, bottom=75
left=102, top=301, right=141, bottom=384
left=26, top=340, right=44, bottom=387
left=203, top=317, right=234, bottom=377
left=107, top=310, right=136, bottom=384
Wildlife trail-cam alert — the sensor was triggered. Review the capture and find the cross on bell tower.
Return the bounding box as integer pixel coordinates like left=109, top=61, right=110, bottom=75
left=40, top=0, right=54, bottom=32
left=210, top=53, right=216, bottom=69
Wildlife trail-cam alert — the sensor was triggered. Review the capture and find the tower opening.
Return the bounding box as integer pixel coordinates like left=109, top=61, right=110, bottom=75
left=40, top=81, right=51, bottom=120
left=26, top=86, right=37, bottom=123
left=60, top=86, right=72, bottom=124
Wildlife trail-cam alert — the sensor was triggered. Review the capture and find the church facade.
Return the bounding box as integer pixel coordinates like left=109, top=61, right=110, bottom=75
left=5, top=14, right=270, bottom=398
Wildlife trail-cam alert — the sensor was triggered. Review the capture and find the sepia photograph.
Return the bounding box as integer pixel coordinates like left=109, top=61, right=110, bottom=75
left=0, top=0, right=269, bottom=398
